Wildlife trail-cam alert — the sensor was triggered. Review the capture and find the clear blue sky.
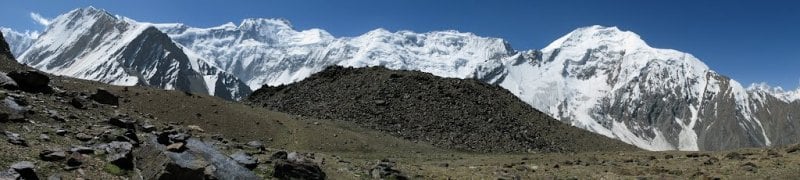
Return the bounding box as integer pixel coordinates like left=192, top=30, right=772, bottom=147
left=1, top=0, right=798, bottom=89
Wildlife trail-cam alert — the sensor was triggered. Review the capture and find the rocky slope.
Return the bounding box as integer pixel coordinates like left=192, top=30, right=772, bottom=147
left=246, top=66, right=638, bottom=153
left=16, top=7, right=251, bottom=100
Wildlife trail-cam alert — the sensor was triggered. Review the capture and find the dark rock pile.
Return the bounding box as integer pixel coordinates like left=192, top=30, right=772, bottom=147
left=247, top=66, right=638, bottom=153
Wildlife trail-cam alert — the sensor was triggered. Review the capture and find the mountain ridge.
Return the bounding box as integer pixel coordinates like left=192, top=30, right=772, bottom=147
left=4, top=7, right=800, bottom=151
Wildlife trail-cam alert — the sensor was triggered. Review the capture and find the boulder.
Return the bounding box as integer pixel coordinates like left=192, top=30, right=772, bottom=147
left=10, top=161, right=37, bottom=180
left=89, top=88, right=119, bottom=105
left=105, top=141, right=134, bottom=170
left=1, top=97, right=27, bottom=122
left=6, top=70, right=50, bottom=93
left=39, top=150, right=67, bottom=161
left=230, top=152, right=258, bottom=169
left=0, top=73, right=17, bottom=89
left=4, top=131, right=27, bottom=146
left=370, top=159, right=407, bottom=179
left=273, top=152, right=326, bottom=180
left=66, top=152, right=84, bottom=167
left=69, top=96, right=91, bottom=109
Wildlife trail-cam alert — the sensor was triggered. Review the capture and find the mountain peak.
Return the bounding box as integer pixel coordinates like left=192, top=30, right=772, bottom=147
left=543, top=25, right=649, bottom=52
left=239, top=18, right=293, bottom=30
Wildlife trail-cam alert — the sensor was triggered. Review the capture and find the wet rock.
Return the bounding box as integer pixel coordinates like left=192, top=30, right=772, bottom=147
left=5, top=131, right=27, bottom=146
left=39, top=150, right=67, bottom=161
left=370, top=159, right=407, bottom=179
left=105, top=141, right=134, bottom=170
left=74, top=133, right=94, bottom=141
left=69, top=96, right=91, bottom=109
left=89, top=88, right=119, bottom=106
left=10, top=161, right=37, bottom=180
left=0, top=72, right=18, bottom=89
left=7, top=70, right=50, bottom=93
left=273, top=152, right=326, bottom=180
left=230, top=152, right=258, bottom=169
left=725, top=152, right=745, bottom=160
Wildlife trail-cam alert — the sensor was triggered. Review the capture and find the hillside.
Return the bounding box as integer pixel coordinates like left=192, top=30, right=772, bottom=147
left=247, top=66, right=638, bottom=153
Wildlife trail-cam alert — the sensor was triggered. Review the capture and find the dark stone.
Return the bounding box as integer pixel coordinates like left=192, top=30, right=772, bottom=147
left=69, top=96, right=91, bottom=109
left=725, top=152, right=745, bottom=160
left=741, top=162, right=758, bottom=172
left=230, top=151, right=258, bottom=169
left=273, top=158, right=326, bottom=180
left=11, top=161, right=38, bottom=180
left=1, top=97, right=26, bottom=122
left=66, top=152, right=83, bottom=167
left=269, top=151, right=288, bottom=162
left=787, top=144, right=800, bottom=153
left=703, top=157, right=719, bottom=165
left=46, top=110, right=65, bottom=122
left=5, top=131, right=27, bottom=146
left=7, top=70, right=50, bottom=93
left=89, top=88, right=119, bottom=106
left=109, top=116, right=136, bottom=129
left=39, top=150, right=67, bottom=161
left=70, top=146, right=94, bottom=154
left=105, top=141, right=134, bottom=170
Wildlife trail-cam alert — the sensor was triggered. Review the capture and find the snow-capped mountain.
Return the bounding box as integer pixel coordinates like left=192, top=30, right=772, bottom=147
left=155, top=21, right=511, bottom=90
left=5, top=7, right=799, bottom=151
left=17, top=7, right=250, bottom=100
left=0, top=28, right=36, bottom=58
left=159, top=19, right=800, bottom=150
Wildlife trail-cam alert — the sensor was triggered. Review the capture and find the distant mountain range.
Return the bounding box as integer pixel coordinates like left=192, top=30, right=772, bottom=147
left=3, top=7, right=799, bottom=151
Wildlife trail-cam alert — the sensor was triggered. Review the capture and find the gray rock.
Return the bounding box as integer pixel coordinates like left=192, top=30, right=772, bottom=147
left=245, top=140, right=264, bottom=150
left=10, top=161, right=37, bottom=180
left=69, top=96, right=91, bottom=109
left=141, top=123, right=156, bottom=132
left=89, top=88, right=119, bottom=106
left=4, top=131, right=27, bottom=146
left=39, top=150, right=67, bottom=161
left=74, top=133, right=93, bottom=141
left=230, top=152, right=258, bottom=169
left=370, top=159, right=407, bottom=179
left=105, top=141, right=134, bottom=169
left=0, top=169, right=19, bottom=180
left=0, top=72, right=17, bottom=89
left=39, top=134, right=50, bottom=142
left=47, top=174, right=62, bottom=180
left=1, top=97, right=26, bottom=122
left=55, top=129, right=68, bottom=136
left=109, top=116, right=136, bottom=129
left=269, top=151, right=288, bottom=163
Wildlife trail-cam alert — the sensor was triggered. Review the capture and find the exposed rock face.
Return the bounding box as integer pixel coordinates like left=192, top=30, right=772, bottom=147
left=6, top=70, right=51, bottom=93
left=0, top=31, right=13, bottom=59
left=17, top=7, right=251, bottom=100
left=247, top=66, right=638, bottom=153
